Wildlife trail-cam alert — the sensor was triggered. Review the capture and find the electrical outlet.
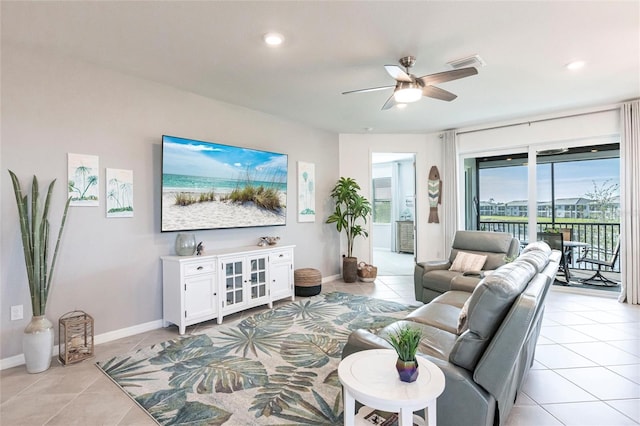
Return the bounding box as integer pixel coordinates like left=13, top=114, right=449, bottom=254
left=11, top=305, right=23, bottom=321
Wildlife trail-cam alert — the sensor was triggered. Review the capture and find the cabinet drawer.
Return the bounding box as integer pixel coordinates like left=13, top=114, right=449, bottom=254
left=183, top=261, right=216, bottom=276
left=270, top=249, right=292, bottom=263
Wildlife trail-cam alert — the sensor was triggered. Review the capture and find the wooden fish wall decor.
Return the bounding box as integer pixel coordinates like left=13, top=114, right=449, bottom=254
left=428, top=165, right=442, bottom=223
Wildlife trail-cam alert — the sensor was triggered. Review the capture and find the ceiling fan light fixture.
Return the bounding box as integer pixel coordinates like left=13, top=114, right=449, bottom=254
left=393, top=82, right=422, bottom=103
left=343, top=55, right=477, bottom=109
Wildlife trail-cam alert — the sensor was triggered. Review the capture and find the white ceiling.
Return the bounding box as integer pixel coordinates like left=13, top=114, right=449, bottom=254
left=2, top=1, right=639, bottom=134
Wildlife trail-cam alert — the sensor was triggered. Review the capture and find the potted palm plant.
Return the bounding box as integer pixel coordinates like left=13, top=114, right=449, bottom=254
left=388, top=325, right=422, bottom=382
left=9, top=170, right=70, bottom=373
left=326, top=177, right=372, bottom=282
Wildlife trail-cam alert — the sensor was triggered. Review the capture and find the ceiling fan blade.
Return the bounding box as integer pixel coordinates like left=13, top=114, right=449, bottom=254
left=381, top=94, right=397, bottom=110
left=342, top=85, right=395, bottom=95
left=422, top=85, right=457, bottom=101
left=384, top=65, right=412, bottom=82
left=418, top=67, right=478, bottom=85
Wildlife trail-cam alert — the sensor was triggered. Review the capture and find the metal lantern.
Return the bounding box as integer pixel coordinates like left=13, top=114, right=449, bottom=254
left=58, top=310, right=94, bottom=365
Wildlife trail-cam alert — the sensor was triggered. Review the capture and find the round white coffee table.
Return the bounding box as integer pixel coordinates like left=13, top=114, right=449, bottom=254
left=338, top=349, right=445, bottom=426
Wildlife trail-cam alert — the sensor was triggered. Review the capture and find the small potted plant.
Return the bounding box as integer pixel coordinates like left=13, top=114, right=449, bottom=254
left=387, top=325, right=422, bottom=382
left=326, top=177, right=372, bottom=283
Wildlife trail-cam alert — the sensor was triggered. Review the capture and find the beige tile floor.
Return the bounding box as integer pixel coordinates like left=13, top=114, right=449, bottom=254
left=1, top=277, right=638, bottom=425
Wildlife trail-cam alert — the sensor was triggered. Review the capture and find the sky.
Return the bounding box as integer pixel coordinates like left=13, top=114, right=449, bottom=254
left=479, top=158, right=620, bottom=203
left=162, top=135, right=287, bottom=180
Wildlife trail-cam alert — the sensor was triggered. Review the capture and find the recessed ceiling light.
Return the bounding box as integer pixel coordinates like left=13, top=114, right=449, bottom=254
left=566, top=60, right=585, bottom=70
left=263, top=32, right=285, bottom=46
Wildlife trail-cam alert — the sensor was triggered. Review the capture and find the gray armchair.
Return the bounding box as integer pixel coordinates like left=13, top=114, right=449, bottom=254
left=414, top=230, right=520, bottom=303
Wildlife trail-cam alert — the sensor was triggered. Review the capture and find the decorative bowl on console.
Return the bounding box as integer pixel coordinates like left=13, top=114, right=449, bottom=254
left=264, top=236, right=280, bottom=245
left=258, top=236, right=280, bottom=246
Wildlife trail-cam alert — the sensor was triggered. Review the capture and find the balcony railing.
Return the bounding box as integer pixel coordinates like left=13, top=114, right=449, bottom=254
left=479, top=219, right=621, bottom=272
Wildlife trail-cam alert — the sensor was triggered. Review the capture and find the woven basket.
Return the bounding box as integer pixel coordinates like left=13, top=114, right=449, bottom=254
left=357, top=262, right=378, bottom=282
left=294, top=268, right=322, bottom=297
left=294, top=268, right=322, bottom=286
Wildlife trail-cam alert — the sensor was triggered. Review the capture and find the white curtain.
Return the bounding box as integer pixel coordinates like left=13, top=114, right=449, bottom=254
left=441, top=130, right=458, bottom=249
left=620, top=100, right=640, bottom=304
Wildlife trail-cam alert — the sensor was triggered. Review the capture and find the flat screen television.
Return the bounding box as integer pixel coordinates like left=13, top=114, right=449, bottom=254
left=161, top=135, right=288, bottom=232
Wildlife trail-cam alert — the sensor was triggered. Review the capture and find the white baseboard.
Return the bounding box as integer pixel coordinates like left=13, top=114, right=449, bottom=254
left=93, top=319, right=164, bottom=345
left=322, top=274, right=341, bottom=284
left=0, top=319, right=164, bottom=371
left=0, top=354, right=26, bottom=370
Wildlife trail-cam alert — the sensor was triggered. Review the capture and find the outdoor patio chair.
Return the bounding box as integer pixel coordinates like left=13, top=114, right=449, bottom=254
left=577, top=238, right=621, bottom=286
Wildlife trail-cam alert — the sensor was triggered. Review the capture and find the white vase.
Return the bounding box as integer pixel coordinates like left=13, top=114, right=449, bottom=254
left=23, top=315, right=54, bottom=374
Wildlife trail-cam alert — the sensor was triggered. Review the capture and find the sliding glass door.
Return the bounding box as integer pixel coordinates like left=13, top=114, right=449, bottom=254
left=536, top=146, right=620, bottom=267
left=467, top=143, right=620, bottom=272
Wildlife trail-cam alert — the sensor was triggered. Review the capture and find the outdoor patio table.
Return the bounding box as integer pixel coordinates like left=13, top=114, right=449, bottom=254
left=563, top=241, right=590, bottom=271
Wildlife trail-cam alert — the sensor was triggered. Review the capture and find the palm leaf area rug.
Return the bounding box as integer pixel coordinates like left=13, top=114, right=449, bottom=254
left=96, top=291, right=417, bottom=425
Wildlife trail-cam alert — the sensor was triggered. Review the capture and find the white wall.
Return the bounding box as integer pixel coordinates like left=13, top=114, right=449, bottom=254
left=457, top=108, right=620, bottom=155
left=1, top=45, right=340, bottom=360
left=338, top=134, right=445, bottom=264
left=396, top=159, right=416, bottom=221
left=372, top=224, right=392, bottom=248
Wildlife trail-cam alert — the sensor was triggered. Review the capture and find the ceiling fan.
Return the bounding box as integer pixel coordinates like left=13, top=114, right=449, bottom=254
left=342, top=56, right=478, bottom=110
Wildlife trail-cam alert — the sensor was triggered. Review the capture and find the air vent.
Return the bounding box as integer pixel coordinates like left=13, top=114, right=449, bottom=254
left=447, top=54, right=486, bottom=69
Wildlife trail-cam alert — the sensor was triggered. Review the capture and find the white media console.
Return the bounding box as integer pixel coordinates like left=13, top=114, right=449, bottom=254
left=161, top=244, right=295, bottom=334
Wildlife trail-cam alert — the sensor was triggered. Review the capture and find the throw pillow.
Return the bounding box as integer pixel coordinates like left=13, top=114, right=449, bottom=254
left=449, top=251, right=488, bottom=273
left=457, top=297, right=471, bottom=335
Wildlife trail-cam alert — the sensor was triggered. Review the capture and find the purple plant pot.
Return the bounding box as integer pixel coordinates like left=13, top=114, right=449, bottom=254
left=396, top=358, right=419, bottom=383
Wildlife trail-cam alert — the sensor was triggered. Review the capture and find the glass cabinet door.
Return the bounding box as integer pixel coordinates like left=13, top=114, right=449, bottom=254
left=224, top=260, right=244, bottom=306
left=249, top=256, right=267, bottom=300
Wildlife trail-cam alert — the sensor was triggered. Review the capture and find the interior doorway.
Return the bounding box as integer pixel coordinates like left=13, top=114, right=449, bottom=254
left=371, top=152, right=416, bottom=275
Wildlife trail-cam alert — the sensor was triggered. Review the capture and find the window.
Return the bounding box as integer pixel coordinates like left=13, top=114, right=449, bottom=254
left=470, top=143, right=620, bottom=267
left=477, top=156, right=528, bottom=236
left=476, top=144, right=619, bottom=226
left=536, top=148, right=620, bottom=224
left=372, top=177, right=391, bottom=223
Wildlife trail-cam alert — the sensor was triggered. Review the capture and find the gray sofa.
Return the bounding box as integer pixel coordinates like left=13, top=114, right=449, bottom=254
left=342, top=242, right=561, bottom=426
left=414, top=230, right=520, bottom=303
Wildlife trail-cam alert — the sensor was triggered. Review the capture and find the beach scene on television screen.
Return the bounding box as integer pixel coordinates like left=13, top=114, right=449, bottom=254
left=162, top=136, right=287, bottom=231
